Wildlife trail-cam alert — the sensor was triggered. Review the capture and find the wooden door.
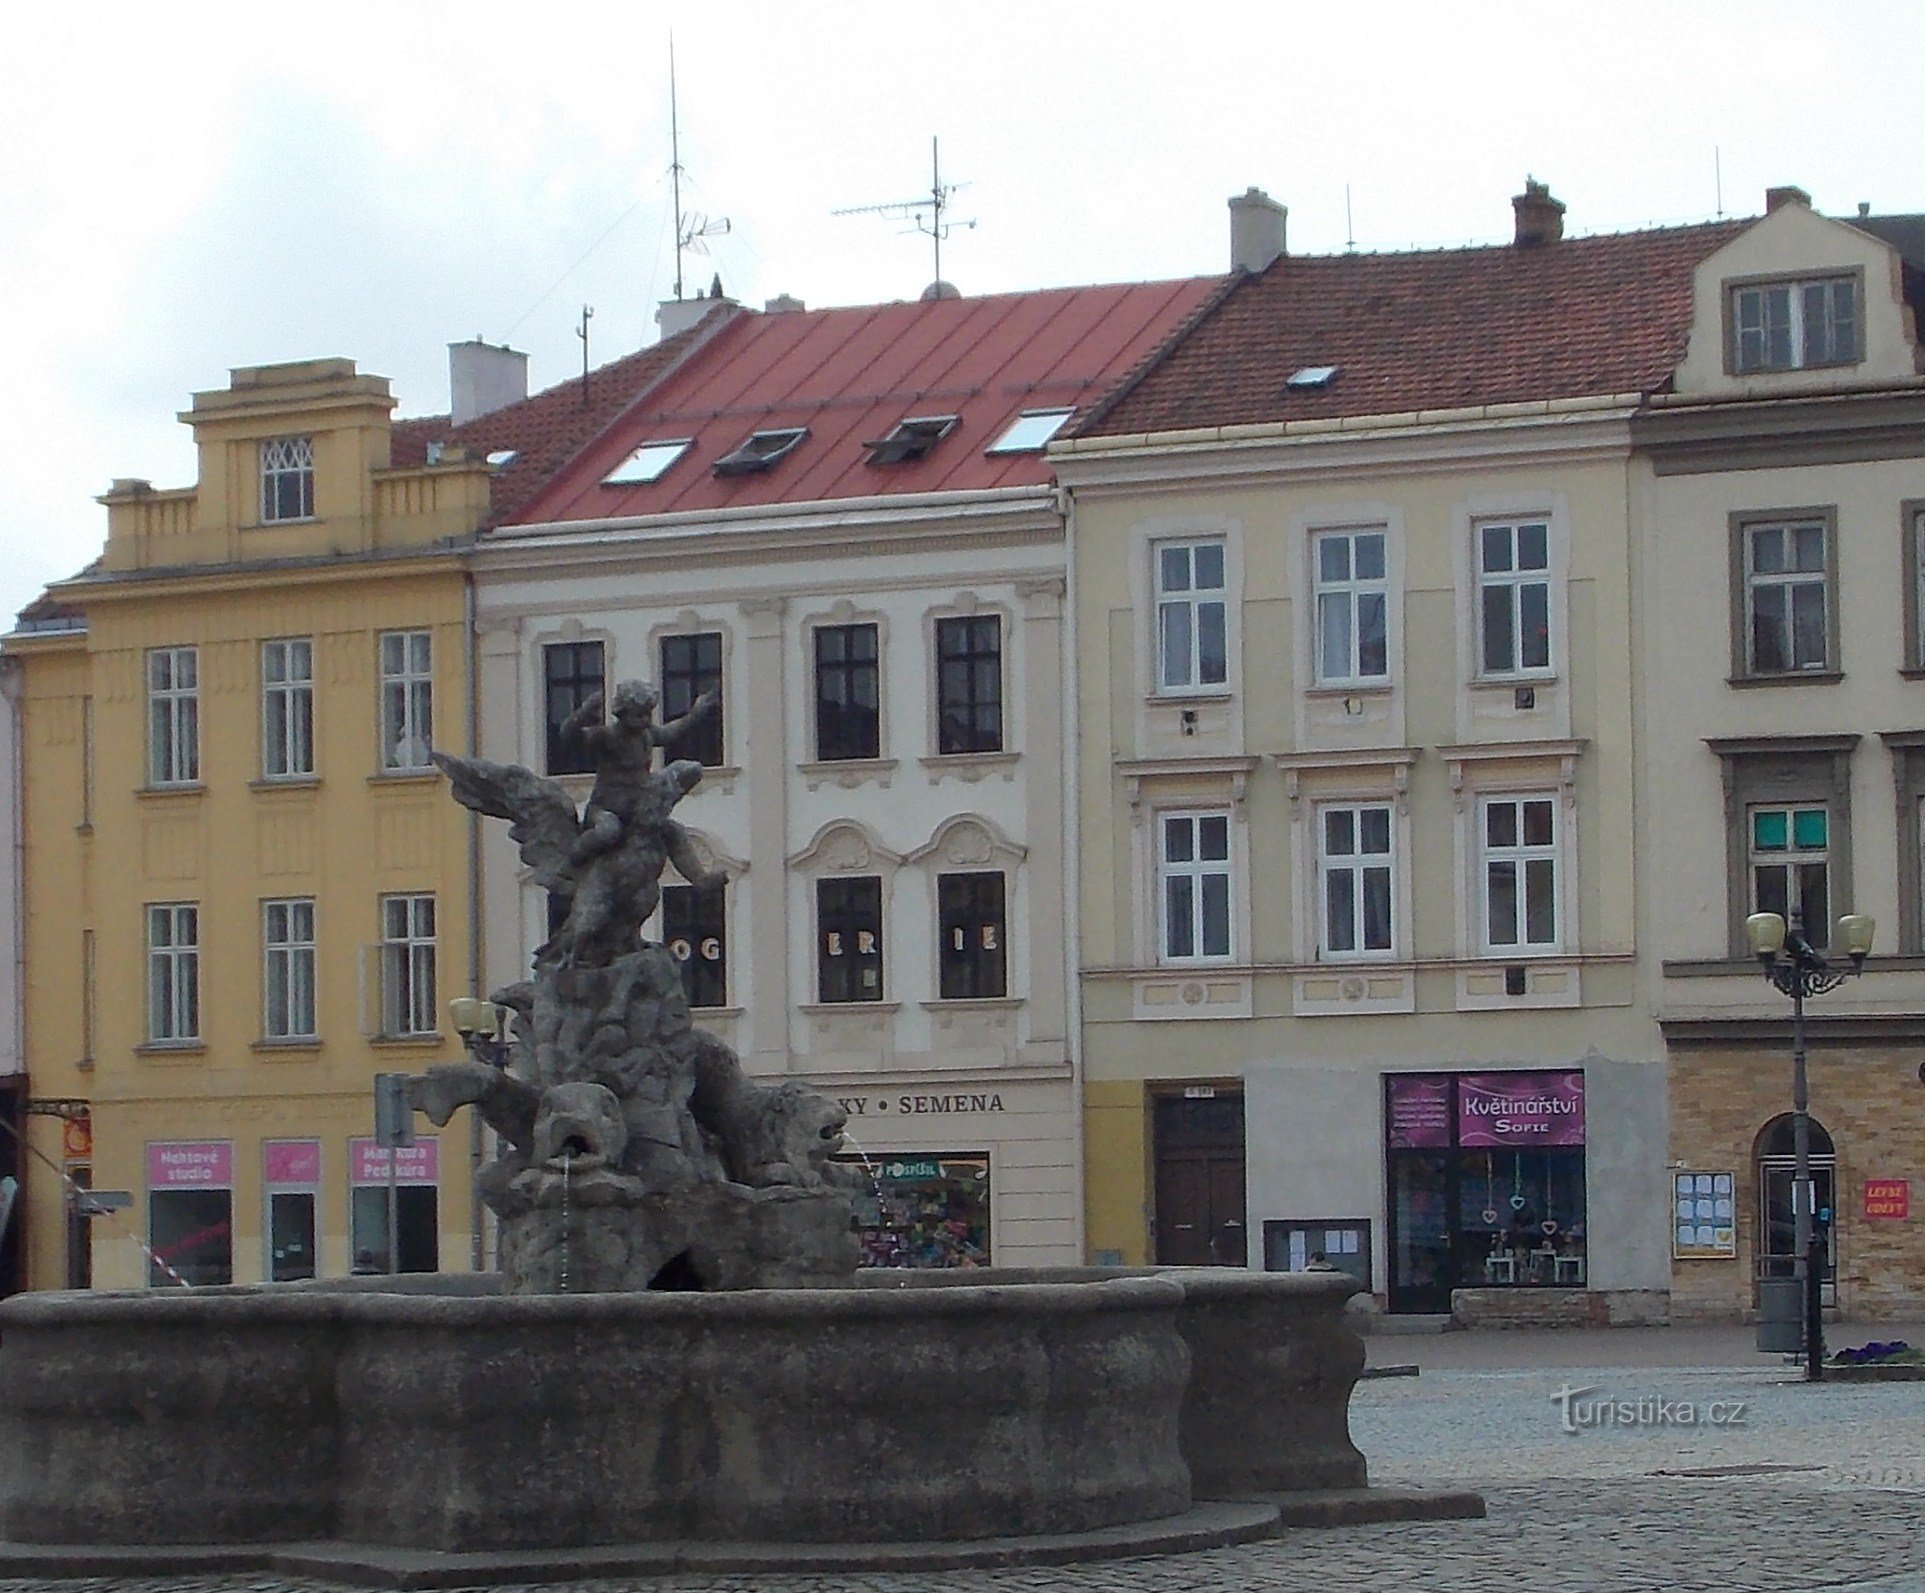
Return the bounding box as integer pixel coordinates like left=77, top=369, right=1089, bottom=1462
left=1153, top=1092, right=1247, bottom=1266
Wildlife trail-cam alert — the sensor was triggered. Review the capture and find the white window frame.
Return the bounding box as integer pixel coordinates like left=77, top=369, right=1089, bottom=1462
left=1156, top=809, right=1234, bottom=964
left=1153, top=539, right=1229, bottom=693
left=1316, top=801, right=1395, bottom=959
left=1747, top=802, right=1831, bottom=946
left=146, top=903, right=200, bottom=1043
left=1311, top=527, right=1389, bottom=686
left=1731, top=275, right=1859, bottom=374
left=380, top=894, right=437, bottom=1036
left=147, top=646, right=200, bottom=787
left=1742, top=518, right=1830, bottom=675
left=260, top=435, right=316, bottom=523
left=261, top=638, right=314, bottom=779
left=1478, top=794, right=1561, bottom=953
left=263, top=898, right=317, bottom=1040
left=379, top=630, right=434, bottom=771
left=1474, top=519, right=1554, bottom=678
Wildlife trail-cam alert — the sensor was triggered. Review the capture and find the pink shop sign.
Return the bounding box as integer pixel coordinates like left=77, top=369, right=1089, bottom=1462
left=1457, top=1071, right=1585, bottom=1148
left=147, top=1141, right=233, bottom=1188
left=349, top=1138, right=439, bottom=1186
left=1386, top=1077, right=1453, bottom=1148
left=263, top=1139, right=321, bottom=1186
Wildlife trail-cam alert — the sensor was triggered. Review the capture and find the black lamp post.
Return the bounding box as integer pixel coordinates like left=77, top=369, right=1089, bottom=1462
left=1744, top=908, right=1874, bottom=1381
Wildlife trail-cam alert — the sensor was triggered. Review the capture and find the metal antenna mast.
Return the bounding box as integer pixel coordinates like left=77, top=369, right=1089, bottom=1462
left=834, top=136, right=975, bottom=288
left=669, top=37, right=729, bottom=302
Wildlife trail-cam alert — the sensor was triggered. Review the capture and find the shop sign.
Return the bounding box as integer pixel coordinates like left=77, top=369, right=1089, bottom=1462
left=147, top=1141, right=232, bottom=1189
left=63, top=1117, right=92, bottom=1159
left=882, top=1158, right=944, bottom=1180
left=263, top=1140, right=322, bottom=1186
left=1864, top=1179, right=1910, bottom=1220
left=1672, top=1171, right=1737, bottom=1258
left=1386, top=1076, right=1452, bottom=1148
left=836, top=1093, right=1007, bottom=1118
left=348, top=1138, right=439, bottom=1186
left=1456, top=1072, right=1585, bottom=1148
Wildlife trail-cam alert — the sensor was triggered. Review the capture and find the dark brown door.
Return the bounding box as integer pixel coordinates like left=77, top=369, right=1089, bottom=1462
left=1153, top=1092, right=1246, bottom=1265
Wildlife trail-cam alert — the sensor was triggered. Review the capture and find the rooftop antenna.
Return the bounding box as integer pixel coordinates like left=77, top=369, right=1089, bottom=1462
left=834, top=136, right=976, bottom=289
left=1714, top=146, right=1724, bottom=219
left=669, top=36, right=730, bottom=302
left=577, top=303, right=594, bottom=406
left=1345, top=184, right=1356, bottom=252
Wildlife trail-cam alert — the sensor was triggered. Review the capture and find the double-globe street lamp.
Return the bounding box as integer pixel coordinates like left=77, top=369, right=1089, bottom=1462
left=1744, top=909, right=1875, bottom=1381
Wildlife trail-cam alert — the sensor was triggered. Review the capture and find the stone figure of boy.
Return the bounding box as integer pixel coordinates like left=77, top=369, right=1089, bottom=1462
left=563, top=681, right=719, bottom=865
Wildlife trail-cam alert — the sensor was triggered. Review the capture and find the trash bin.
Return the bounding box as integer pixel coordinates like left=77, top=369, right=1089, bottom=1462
left=1756, top=1277, right=1802, bottom=1353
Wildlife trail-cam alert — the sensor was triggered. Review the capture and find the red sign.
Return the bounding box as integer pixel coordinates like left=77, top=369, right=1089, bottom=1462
left=147, top=1141, right=233, bottom=1188
left=348, top=1138, right=439, bottom=1186
left=263, top=1140, right=322, bottom=1186
left=1864, top=1179, right=1910, bottom=1220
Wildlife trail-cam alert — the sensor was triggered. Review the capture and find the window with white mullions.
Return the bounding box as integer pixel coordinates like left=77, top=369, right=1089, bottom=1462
left=147, top=646, right=200, bottom=786
left=1732, top=277, right=1858, bottom=373
left=1313, top=529, right=1388, bottom=684
left=935, top=614, right=1002, bottom=755
left=261, top=638, right=314, bottom=779
left=1477, top=521, right=1551, bottom=676
left=1156, top=541, right=1228, bottom=691
left=264, top=898, right=317, bottom=1040
left=1319, top=803, right=1394, bottom=957
left=147, top=903, right=200, bottom=1042
left=379, top=631, right=433, bottom=771
left=380, top=894, right=437, bottom=1036
left=1481, top=797, right=1558, bottom=950
left=1750, top=805, right=1830, bottom=949
left=1158, top=811, right=1232, bottom=962
left=1745, top=520, right=1829, bottom=673
left=260, top=435, right=315, bottom=522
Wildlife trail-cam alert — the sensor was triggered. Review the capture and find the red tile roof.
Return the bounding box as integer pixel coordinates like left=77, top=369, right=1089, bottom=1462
left=506, top=278, right=1220, bottom=525
left=1082, top=222, right=1751, bottom=438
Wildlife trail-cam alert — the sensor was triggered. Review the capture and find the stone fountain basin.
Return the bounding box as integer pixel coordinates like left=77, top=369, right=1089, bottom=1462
left=0, top=1268, right=1362, bottom=1552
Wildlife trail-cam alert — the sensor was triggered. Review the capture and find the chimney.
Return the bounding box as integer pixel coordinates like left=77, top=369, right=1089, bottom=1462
left=764, top=294, right=805, bottom=314
left=449, top=339, right=528, bottom=426
left=1766, top=184, right=1812, bottom=214
left=1229, top=187, right=1287, bottom=274
left=1512, top=178, right=1566, bottom=246
left=656, top=279, right=739, bottom=342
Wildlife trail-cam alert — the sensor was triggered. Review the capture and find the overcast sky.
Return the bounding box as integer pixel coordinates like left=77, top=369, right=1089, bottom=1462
left=4, top=2, right=1920, bottom=627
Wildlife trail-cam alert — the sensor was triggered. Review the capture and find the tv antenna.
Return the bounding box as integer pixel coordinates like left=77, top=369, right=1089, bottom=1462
left=669, top=36, right=730, bottom=301
left=834, top=136, right=975, bottom=289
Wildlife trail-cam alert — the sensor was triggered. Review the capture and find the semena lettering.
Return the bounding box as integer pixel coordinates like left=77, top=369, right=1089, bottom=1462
left=836, top=1093, right=1005, bottom=1117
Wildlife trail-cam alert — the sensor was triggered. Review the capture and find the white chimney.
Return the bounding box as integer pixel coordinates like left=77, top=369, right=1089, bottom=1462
left=449, top=340, right=528, bottom=425
left=1229, top=187, right=1287, bottom=274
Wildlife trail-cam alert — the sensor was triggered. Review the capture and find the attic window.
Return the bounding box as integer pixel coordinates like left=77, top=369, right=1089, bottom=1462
left=985, top=408, right=1075, bottom=455
left=865, top=415, right=957, bottom=465
left=603, top=439, right=692, bottom=486
left=486, top=449, right=518, bottom=470
left=1286, top=365, right=1339, bottom=390
left=713, top=427, right=808, bottom=477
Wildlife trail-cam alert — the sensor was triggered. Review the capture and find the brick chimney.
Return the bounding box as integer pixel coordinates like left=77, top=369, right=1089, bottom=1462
left=449, top=339, right=528, bottom=425
left=1229, top=187, right=1287, bottom=274
left=1512, top=179, right=1566, bottom=247
left=1766, top=184, right=1812, bottom=214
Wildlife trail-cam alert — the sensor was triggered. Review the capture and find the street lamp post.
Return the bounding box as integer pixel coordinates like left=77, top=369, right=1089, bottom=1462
left=1744, top=909, right=1874, bottom=1382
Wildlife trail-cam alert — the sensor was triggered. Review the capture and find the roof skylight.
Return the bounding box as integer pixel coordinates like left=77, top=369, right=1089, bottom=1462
left=603, top=439, right=692, bottom=486
left=865, top=414, right=958, bottom=465
left=1286, top=365, right=1340, bottom=390
left=713, top=427, right=809, bottom=477
left=486, top=449, right=519, bottom=470
left=985, top=408, right=1075, bottom=455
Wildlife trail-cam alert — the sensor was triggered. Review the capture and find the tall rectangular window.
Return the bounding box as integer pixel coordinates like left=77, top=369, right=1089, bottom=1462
left=147, top=904, right=199, bottom=1043
left=1732, top=277, right=1859, bottom=373
left=935, top=614, right=1003, bottom=754
left=1743, top=518, right=1830, bottom=674
left=264, top=898, right=317, bottom=1040
left=147, top=646, right=199, bottom=786
left=938, top=872, right=1007, bottom=999
left=261, top=638, right=314, bottom=778
left=660, top=631, right=724, bottom=767
left=1313, top=530, right=1388, bottom=684
left=380, top=894, right=437, bottom=1036
left=543, top=641, right=605, bottom=775
left=1319, top=803, right=1393, bottom=956
left=817, top=876, right=884, bottom=1002
left=662, top=881, right=727, bottom=1009
left=1158, top=811, right=1232, bottom=962
left=1155, top=541, right=1228, bottom=691
left=1481, top=797, right=1558, bottom=950
left=1477, top=520, right=1551, bottom=676
left=1751, top=804, right=1830, bottom=949
left=260, top=435, right=315, bottom=522
left=814, top=624, right=881, bottom=761
left=380, top=630, right=434, bottom=771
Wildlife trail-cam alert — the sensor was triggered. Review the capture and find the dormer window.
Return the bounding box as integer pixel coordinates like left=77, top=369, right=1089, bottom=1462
left=260, top=436, right=315, bottom=522
left=713, top=427, right=807, bottom=477
left=1731, top=275, right=1859, bottom=373
left=865, top=415, right=957, bottom=465
left=985, top=408, right=1074, bottom=455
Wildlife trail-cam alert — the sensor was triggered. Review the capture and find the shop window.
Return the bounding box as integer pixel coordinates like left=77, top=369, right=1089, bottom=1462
left=659, top=631, right=724, bottom=766
left=379, top=630, right=434, bottom=771
left=844, top=1154, right=991, bottom=1267
left=543, top=640, right=606, bottom=775
left=263, top=1139, right=320, bottom=1283
left=148, top=1188, right=233, bottom=1287
left=350, top=1185, right=440, bottom=1274
left=817, top=876, right=883, bottom=1003
left=934, top=614, right=1002, bottom=754
left=663, top=881, right=727, bottom=1009
left=260, top=638, right=314, bottom=779
left=814, top=623, right=881, bottom=761
left=937, top=871, right=1006, bottom=999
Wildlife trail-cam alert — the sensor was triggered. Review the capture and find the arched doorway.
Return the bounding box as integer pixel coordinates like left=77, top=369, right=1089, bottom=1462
left=1753, top=1113, right=1837, bottom=1305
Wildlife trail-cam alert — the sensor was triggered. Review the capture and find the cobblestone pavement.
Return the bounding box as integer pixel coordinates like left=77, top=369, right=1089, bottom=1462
left=5, top=1351, right=1921, bottom=1593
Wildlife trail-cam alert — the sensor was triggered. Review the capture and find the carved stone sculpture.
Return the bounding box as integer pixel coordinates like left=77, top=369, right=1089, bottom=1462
left=410, top=682, right=859, bottom=1292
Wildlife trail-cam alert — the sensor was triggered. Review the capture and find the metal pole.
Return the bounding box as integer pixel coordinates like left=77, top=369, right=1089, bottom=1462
left=386, top=1150, right=400, bottom=1278
left=1789, top=973, right=1823, bottom=1380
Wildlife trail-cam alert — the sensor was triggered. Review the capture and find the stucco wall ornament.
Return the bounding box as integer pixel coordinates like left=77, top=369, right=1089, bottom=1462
left=411, top=680, right=860, bottom=1292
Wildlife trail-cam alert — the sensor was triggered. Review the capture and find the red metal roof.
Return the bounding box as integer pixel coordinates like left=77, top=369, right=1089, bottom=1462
left=506, top=278, right=1220, bottom=525
left=1082, top=222, right=1751, bottom=438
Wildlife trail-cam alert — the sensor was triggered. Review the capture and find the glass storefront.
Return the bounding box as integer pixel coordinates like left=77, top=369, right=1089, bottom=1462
left=1385, top=1072, right=1587, bottom=1313
left=147, top=1141, right=234, bottom=1287
left=844, top=1154, right=991, bottom=1268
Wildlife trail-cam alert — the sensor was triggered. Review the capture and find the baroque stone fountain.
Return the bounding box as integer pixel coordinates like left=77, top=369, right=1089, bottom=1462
left=0, top=680, right=1453, bottom=1580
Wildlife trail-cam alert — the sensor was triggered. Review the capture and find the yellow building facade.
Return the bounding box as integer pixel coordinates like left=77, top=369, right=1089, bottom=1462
left=5, top=359, right=487, bottom=1290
